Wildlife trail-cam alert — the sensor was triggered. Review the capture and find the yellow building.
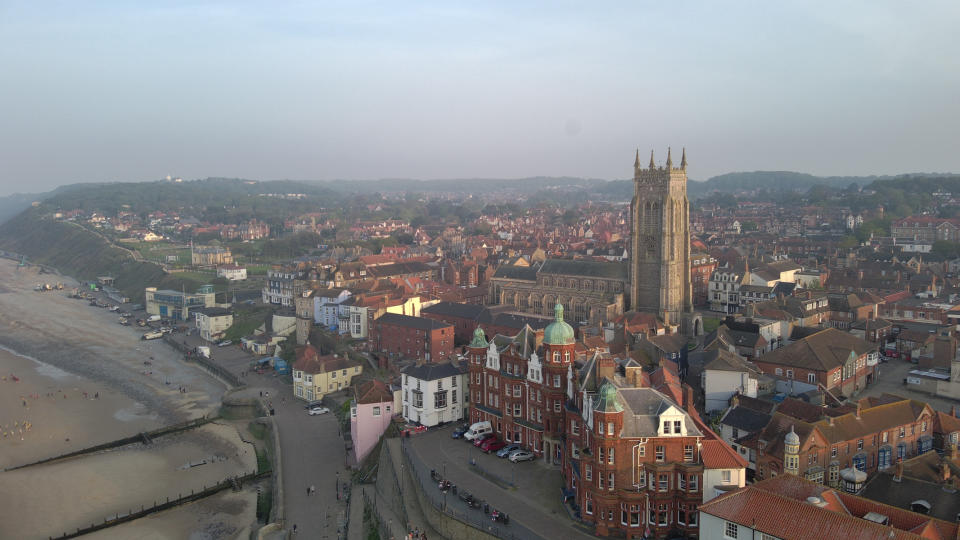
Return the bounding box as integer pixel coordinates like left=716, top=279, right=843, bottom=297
left=292, top=345, right=363, bottom=402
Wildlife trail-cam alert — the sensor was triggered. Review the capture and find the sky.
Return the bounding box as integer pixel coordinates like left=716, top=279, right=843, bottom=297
left=1, top=1, right=959, bottom=196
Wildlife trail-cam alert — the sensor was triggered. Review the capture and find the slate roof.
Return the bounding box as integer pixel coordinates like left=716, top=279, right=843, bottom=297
left=377, top=313, right=453, bottom=331
left=539, top=258, right=629, bottom=280
left=421, top=301, right=487, bottom=320
left=859, top=469, right=960, bottom=524
left=492, top=264, right=540, bottom=281
left=401, top=360, right=466, bottom=381
left=617, top=386, right=703, bottom=438
left=703, top=348, right=761, bottom=374
left=720, top=406, right=772, bottom=434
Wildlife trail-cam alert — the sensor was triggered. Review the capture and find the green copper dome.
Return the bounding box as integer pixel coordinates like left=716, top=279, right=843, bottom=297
left=469, top=327, right=488, bottom=348
left=593, top=381, right=624, bottom=413
left=543, top=303, right=575, bottom=346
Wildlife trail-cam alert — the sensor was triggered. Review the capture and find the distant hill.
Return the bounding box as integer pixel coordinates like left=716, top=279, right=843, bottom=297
left=686, top=171, right=875, bottom=198
left=0, top=191, right=51, bottom=225
left=687, top=171, right=960, bottom=199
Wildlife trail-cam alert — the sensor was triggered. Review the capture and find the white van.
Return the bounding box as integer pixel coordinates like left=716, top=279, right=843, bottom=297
left=464, top=421, right=493, bottom=441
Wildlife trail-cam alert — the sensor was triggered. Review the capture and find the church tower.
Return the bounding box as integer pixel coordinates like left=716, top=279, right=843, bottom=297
left=629, top=148, right=694, bottom=331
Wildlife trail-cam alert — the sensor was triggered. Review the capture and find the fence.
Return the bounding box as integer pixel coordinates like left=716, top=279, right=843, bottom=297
left=165, top=335, right=242, bottom=387
left=400, top=439, right=546, bottom=540
left=6, top=415, right=218, bottom=471
left=48, top=469, right=270, bottom=539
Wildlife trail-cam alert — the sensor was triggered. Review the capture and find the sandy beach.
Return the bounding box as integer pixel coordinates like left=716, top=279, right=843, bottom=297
left=0, top=260, right=260, bottom=539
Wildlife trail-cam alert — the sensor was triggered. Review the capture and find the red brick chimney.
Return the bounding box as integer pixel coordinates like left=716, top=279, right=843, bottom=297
left=597, top=355, right=616, bottom=382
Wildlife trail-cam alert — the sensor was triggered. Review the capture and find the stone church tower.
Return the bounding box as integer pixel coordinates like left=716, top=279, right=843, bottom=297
left=629, top=148, right=697, bottom=334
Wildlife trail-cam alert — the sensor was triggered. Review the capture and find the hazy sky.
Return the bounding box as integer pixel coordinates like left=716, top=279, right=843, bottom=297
left=1, top=1, right=959, bottom=196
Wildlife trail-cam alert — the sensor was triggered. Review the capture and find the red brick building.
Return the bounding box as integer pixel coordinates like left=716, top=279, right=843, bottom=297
left=755, top=396, right=936, bottom=486
left=466, top=303, right=746, bottom=539
left=371, top=313, right=454, bottom=363
left=690, top=253, right=717, bottom=307
left=752, top=328, right=879, bottom=396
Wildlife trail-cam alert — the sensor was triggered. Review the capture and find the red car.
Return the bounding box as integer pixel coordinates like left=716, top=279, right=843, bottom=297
left=480, top=438, right=507, bottom=454
left=472, top=432, right=493, bottom=447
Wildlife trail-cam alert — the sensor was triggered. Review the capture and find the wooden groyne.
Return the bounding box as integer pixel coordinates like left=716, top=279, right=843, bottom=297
left=4, top=415, right=218, bottom=471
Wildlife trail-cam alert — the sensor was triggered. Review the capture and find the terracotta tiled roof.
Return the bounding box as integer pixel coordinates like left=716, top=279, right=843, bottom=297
left=700, top=438, right=749, bottom=469
left=293, top=345, right=359, bottom=374
left=758, top=327, right=874, bottom=372
left=934, top=410, right=960, bottom=436
left=702, top=475, right=957, bottom=540
left=353, top=379, right=393, bottom=405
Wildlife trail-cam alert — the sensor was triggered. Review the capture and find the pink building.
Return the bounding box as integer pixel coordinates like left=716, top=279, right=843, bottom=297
left=350, top=380, right=396, bottom=463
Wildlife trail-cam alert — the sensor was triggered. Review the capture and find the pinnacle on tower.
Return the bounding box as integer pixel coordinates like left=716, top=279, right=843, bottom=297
left=666, top=147, right=673, bottom=169
left=649, top=150, right=655, bottom=170
left=680, top=147, right=687, bottom=170
left=634, top=148, right=640, bottom=169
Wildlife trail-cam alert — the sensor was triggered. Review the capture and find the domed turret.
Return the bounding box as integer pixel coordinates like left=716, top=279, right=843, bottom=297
left=593, top=381, right=624, bottom=413
left=785, top=425, right=800, bottom=475
left=469, top=326, right=488, bottom=349
left=543, top=303, right=575, bottom=346
left=785, top=426, right=800, bottom=446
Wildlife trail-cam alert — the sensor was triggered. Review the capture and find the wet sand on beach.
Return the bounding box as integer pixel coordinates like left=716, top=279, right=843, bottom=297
left=0, top=260, right=260, bottom=539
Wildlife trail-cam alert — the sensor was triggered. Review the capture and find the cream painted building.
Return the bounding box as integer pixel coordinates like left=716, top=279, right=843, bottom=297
left=292, top=345, right=364, bottom=402
left=193, top=307, right=233, bottom=342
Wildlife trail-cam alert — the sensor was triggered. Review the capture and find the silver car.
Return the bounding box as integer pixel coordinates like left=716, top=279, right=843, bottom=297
left=509, top=450, right=535, bottom=462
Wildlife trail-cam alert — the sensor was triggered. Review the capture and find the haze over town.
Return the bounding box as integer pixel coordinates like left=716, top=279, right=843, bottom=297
left=2, top=1, right=960, bottom=196
left=4, top=3, right=960, bottom=540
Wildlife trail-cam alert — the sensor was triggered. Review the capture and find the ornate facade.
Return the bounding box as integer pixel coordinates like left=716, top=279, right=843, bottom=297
left=629, top=148, right=695, bottom=333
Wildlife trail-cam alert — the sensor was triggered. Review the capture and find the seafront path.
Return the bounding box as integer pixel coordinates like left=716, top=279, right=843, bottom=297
left=179, top=334, right=350, bottom=539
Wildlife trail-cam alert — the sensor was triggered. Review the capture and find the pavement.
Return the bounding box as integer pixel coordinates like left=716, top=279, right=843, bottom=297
left=177, top=333, right=351, bottom=539
left=406, top=425, right=596, bottom=540
left=858, top=357, right=960, bottom=413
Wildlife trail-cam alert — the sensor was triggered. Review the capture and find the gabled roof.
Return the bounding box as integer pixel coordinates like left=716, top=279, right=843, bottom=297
left=720, top=406, right=772, bottom=434
left=354, top=379, right=393, bottom=405
left=401, top=360, right=466, bottom=381
left=703, top=348, right=761, bottom=374
left=759, top=327, right=873, bottom=371
left=702, top=475, right=957, bottom=540
left=420, top=301, right=487, bottom=320
left=701, top=438, right=749, bottom=469
left=377, top=313, right=452, bottom=331
left=539, top=258, right=628, bottom=280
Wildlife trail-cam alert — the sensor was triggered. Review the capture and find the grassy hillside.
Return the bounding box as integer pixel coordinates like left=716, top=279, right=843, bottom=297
left=0, top=208, right=212, bottom=303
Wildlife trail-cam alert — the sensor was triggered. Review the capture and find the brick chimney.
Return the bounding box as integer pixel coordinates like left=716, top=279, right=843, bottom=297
left=940, top=460, right=952, bottom=483
left=597, top=354, right=616, bottom=382
left=855, top=402, right=862, bottom=419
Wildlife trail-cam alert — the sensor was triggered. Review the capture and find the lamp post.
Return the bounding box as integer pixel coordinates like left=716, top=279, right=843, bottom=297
left=443, top=461, right=447, bottom=510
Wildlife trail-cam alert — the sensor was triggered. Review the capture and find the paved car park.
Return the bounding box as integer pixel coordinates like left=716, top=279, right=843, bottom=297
left=406, top=424, right=596, bottom=540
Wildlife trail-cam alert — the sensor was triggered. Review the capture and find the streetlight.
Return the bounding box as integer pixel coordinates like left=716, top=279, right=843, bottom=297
left=443, top=461, right=447, bottom=510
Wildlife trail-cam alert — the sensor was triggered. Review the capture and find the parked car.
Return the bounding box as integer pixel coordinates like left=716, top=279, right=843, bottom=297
left=304, top=400, right=324, bottom=410
left=472, top=432, right=493, bottom=447
left=480, top=438, right=506, bottom=454
left=452, top=424, right=470, bottom=439
left=308, top=406, right=330, bottom=416
left=402, top=425, right=428, bottom=437
left=217, top=340, right=232, bottom=347
left=497, top=444, right=521, bottom=458
left=509, top=451, right=535, bottom=463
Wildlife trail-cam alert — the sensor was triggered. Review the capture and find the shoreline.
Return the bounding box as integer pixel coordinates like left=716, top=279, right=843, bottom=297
left=0, top=259, right=259, bottom=539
